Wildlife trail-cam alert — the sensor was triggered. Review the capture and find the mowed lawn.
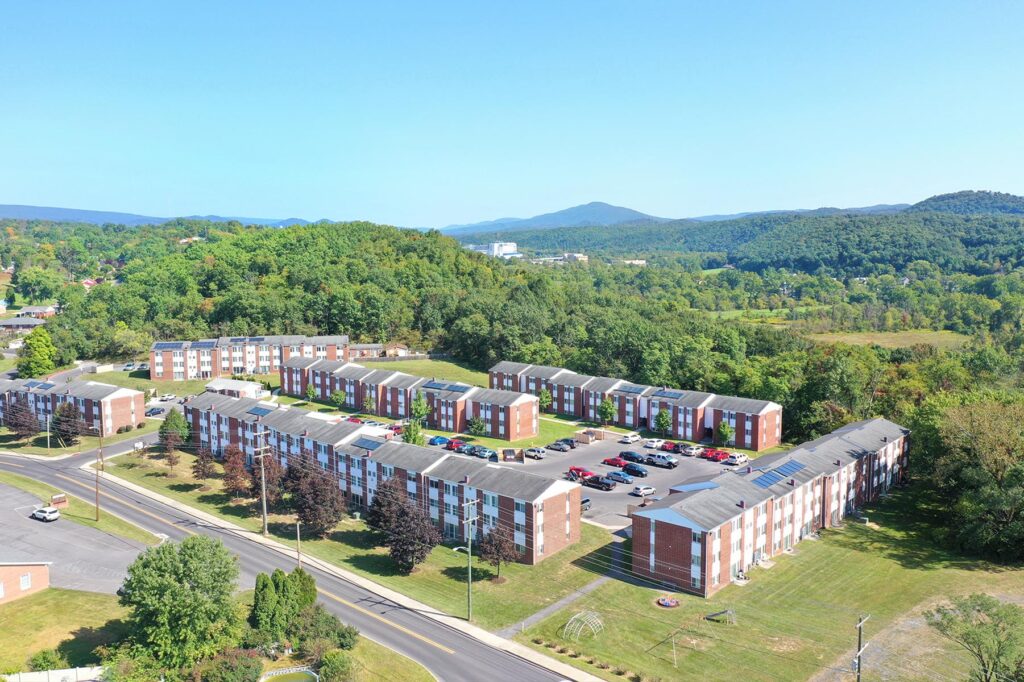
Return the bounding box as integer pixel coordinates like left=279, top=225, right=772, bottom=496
left=516, top=488, right=1023, bottom=682
left=806, top=330, right=969, bottom=350
left=77, top=370, right=219, bottom=397
left=0, top=418, right=159, bottom=456
left=0, top=469, right=157, bottom=546
left=0, top=589, right=129, bottom=672
left=105, top=450, right=614, bottom=631
left=360, top=357, right=488, bottom=386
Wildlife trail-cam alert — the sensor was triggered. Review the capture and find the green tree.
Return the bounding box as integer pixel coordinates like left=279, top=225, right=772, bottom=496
left=190, top=648, right=263, bottom=682
left=538, top=388, right=552, bottom=413
left=159, top=408, right=190, bottom=441
left=330, top=392, right=347, bottom=409
left=222, top=444, right=251, bottom=499
left=305, top=383, right=317, bottom=402
left=192, top=448, right=216, bottom=481
left=927, top=594, right=1024, bottom=682
left=109, top=321, right=152, bottom=360
left=467, top=416, right=487, bottom=437
left=654, top=409, right=672, bottom=438
left=16, top=326, right=57, bottom=378
left=402, top=392, right=428, bottom=446
left=478, top=527, right=518, bottom=580
left=362, top=394, right=375, bottom=415
left=249, top=453, right=284, bottom=509
left=251, top=572, right=278, bottom=635
left=385, top=500, right=441, bottom=574
left=118, top=536, right=241, bottom=669
left=51, top=401, right=83, bottom=446
left=366, top=476, right=405, bottom=536
left=598, top=397, right=615, bottom=425
left=13, top=266, right=63, bottom=303
left=716, top=420, right=734, bottom=445
left=294, top=465, right=345, bottom=538
left=287, top=603, right=358, bottom=652
left=28, top=648, right=68, bottom=672
left=318, top=649, right=353, bottom=682
left=7, top=398, right=40, bottom=439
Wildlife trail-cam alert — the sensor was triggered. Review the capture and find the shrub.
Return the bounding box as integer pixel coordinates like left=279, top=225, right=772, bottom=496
left=189, top=648, right=262, bottom=682
left=319, top=649, right=353, bottom=682
left=136, top=422, right=146, bottom=429
left=287, top=604, right=359, bottom=651
left=28, top=649, right=68, bottom=672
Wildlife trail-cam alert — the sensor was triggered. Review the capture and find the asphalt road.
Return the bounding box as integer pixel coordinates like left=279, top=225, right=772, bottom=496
left=0, top=483, right=147, bottom=593
left=0, top=449, right=567, bottom=682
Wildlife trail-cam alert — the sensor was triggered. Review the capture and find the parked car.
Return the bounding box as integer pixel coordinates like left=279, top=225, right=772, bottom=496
left=475, top=447, right=497, bottom=459
left=581, top=497, right=592, bottom=512
left=632, top=485, right=656, bottom=497
left=445, top=439, right=466, bottom=451
left=620, top=450, right=646, bottom=463
left=124, top=362, right=135, bottom=370
left=525, top=447, right=547, bottom=460
left=582, top=475, right=617, bottom=491
left=645, top=453, right=679, bottom=469
left=363, top=420, right=386, bottom=427
left=159, top=393, right=176, bottom=401
left=428, top=435, right=450, bottom=446
left=601, top=456, right=627, bottom=468
left=547, top=442, right=571, bottom=452
left=707, top=449, right=731, bottom=462
left=144, top=407, right=165, bottom=417
left=623, top=462, right=649, bottom=478
left=568, top=466, right=595, bottom=480
left=557, top=437, right=581, bottom=449
left=606, top=470, right=634, bottom=484
left=31, top=506, right=60, bottom=522
left=644, top=438, right=665, bottom=449
left=682, top=445, right=705, bottom=457
left=660, top=441, right=678, bottom=452
left=697, top=447, right=716, bottom=459
left=725, top=453, right=749, bottom=466
left=388, top=423, right=404, bottom=434
left=619, top=433, right=641, bottom=444
left=458, top=444, right=477, bottom=455
left=138, top=362, right=149, bottom=370
left=346, top=416, right=363, bottom=424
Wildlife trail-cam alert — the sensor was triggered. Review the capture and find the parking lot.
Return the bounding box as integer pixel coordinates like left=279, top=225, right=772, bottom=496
left=423, top=433, right=743, bottom=529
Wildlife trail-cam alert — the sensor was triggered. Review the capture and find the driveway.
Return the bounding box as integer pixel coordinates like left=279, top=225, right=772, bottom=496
left=0, top=484, right=148, bottom=593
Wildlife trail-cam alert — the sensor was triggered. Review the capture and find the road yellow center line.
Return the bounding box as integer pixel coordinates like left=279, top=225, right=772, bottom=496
left=54, top=472, right=196, bottom=535
left=317, top=587, right=455, bottom=655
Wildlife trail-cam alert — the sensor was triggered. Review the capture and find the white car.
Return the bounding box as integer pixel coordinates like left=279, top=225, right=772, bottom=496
left=682, top=445, right=705, bottom=457
left=618, top=433, right=641, bottom=444
left=725, top=453, right=750, bottom=466
left=159, top=393, right=176, bottom=401
left=525, top=447, right=546, bottom=460
left=31, top=506, right=60, bottom=522
left=644, top=438, right=665, bottom=449
left=632, top=485, right=656, bottom=497
left=363, top=420, right=386, bottom=427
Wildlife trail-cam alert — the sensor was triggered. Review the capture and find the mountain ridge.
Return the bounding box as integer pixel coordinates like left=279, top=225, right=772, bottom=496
left=0, top=204, right=311, bottom=227
left=440, top=201, right=670, bottom=235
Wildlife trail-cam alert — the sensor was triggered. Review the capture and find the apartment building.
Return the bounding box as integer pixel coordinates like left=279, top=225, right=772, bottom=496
left=279, top=359, right=540, bottom=441
left=0, top=378, right=145, bottom=436
left=488, top=362, right=783, bottom=451
left=183, top=391, right=579, bottom=565
left=149, top=335, right=350, bottom=381
left=631, top=418, right=909, bottom=597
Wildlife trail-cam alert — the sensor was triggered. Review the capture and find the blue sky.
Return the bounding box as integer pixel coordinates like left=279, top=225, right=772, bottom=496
left=1, top=2, right=1022, bottom=226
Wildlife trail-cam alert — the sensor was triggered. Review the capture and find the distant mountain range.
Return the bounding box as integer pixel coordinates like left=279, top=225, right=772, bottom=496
left=0, top=204, right=311, bottom=227
left=440, top=201, right=670, bottom=236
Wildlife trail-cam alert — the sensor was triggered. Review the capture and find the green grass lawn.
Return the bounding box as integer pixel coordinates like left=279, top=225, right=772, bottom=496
left=515, top=487, right=1022, bottom=681
left=79, top=369, right=216, bottom=397
left=348, top=637, right=434, bottom=682
left=360, top=358, right=488, bottom=386
left=0, top=589, right=130, bottom=673
left=806, top=329, right=970, bottom=350
left=0, top=418, right=159, bottom=456
left=0, top=354, right=15, bottom=374
left=105, top=450, right=614, bottom=631
left=0, top=469, right=158, bottom=546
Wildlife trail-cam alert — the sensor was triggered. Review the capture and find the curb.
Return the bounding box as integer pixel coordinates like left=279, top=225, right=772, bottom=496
left=89, top=462, right=601, bottom=682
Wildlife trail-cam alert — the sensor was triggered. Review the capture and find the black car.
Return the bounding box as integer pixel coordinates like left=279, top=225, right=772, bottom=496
left=582, top=475, right=617, bottom=491
left=557, top=437, right=580, bottom=449
left=623, top=462, right=649, bottom=478
left=581, top=497, right=592, bottom=511
left=547, top=442, right=571, bottom=452
left=620, top=450, right=646, bottom=463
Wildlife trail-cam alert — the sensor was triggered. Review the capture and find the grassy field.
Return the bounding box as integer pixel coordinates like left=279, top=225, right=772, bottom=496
left=0, top=589, right=129, bottom=673
left=704, top=305, right=829, bottom=323
left=0, top=418, right=159, bottom=456
left=79, top=369, right=214, bottom=397
left=361, top=357, right=488, bottom=385
left=806, top=330, right=970, bottom=350
left=0, top=469, right=158, bottom=546
left=515, top=487, right=1022, bottom=681
left=348, top=637, right=434, bottom=682
left=0, top=354, right=15, bottom=374
left=105, top=450, right=614, bottom=631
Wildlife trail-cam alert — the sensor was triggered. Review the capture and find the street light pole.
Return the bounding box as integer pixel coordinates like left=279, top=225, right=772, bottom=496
left=254, top=451, right=269, bottom=537
left=94, top=429, right=104, bottom=522
left=296, top=520, right=302, bottom=569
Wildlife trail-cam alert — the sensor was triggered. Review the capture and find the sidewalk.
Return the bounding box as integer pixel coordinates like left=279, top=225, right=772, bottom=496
left=88, top=461, right=603, bottom=682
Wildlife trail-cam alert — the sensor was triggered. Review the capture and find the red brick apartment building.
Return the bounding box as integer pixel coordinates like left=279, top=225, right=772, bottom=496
left=0, top=561, right=50, bottom=605
left=149, top=335, right=350, bottom=381
left=0, top=378, right=145, bottom=435
left=279, top=359, right=540, bottom=441
left=183, top=392, right=579, bottom=564
left=489, top=361, right=783, bottom=451
left=631, top=418, right=909, bottom=597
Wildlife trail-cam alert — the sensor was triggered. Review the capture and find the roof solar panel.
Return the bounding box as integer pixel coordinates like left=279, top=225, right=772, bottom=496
left=752, top=470, right=784, bottom=488
left=230, top=337, right=247, bottom=342
left=776, top=460, right=806, bottom=477
left=653, top=389, right=685, bottom=400
left=38, top=382, right=55, bottom=390
left=447, top=384, right=472, bottom=393
left=423, top=381, right=447, bottom=391
left=352, top=437, right=383, bottom=451
left=249, top=337, right=265, bottom=342
left=24, top=380, right=42, bottom=388
left=154, top=342, right=184, bottom=350
left=192, top=340, right=217, bottom=349
left=247, top=406, right=274, bottom=417
left=617, top=385, right=645, bottom=395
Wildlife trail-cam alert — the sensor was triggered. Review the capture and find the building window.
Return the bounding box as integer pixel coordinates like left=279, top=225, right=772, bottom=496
left=20, top=573, right=32, bottom=590
left=407, top=471, right=416, bottom=482
left=484, top=492, right=497, bottom=507
left=514, top=500, right=526, bottom=513
left=429, top=480, right=439, bottom=489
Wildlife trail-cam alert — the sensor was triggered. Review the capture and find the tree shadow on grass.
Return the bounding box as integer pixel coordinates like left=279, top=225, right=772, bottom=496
left=168, top=482, right=203, bottom=494
left=330, top=527, right=381, bottom=551
left=198, top=492, right=256, bottom=521
left=570, top=540, right=619, bottom=578
left=55, top=620, right=129, bottom=666
left=441, top=564, right=496, bottom=583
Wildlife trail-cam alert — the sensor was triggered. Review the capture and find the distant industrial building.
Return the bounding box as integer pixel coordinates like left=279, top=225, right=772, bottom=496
left=466, top=242, right=523, bottom=259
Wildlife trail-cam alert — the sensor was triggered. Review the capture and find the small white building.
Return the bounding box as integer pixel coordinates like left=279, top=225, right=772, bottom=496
left=204, top=378, right=269, bottom=400
left=467, top=242, right=522, bottom=259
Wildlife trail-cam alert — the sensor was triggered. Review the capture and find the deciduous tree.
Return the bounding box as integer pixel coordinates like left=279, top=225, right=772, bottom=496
left=16, top=326, right=57, bottom=378
left=7, top=398, right=39, bottom=439
left=385, top=500, right=441, bottom=574
left=222, top=445, right=251, bottom=499
left=654, top=409, right=671, bottom=438
left=538, top=388, right=552, bottom=413
left=478, top=527, right=518, bottom=580
left=927, top=594, right=1024, bottom=682
left=305, top=383, right=317, bottom=402
left=192, top=448, right=216, bottom=481
left=598, top=397, right=615, bottom=425
left=294, top=464, right=344, bottom=538
left=250, top=453, right=284, bottom=509
left=365, top=476, right=405, bottom=536
left=467, top=416, right=487, bottom=437
left=51, top=401, right=83, bottom=447
left=716, top=420, right=734, bottom=445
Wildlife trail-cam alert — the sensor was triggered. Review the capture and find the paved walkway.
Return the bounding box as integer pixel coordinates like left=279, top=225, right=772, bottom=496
left=497, top=540, right=624, bottom=638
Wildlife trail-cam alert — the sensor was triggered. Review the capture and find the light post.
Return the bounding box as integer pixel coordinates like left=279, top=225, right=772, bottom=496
left=253, top=450, right=270, bottom=537
left=296, top=520, right=302, bottom=569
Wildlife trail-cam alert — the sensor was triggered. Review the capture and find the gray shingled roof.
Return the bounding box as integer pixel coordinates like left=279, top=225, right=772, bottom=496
left=0, top=317, right=45, bottom=327
left=362, top=440, right=443, bottom=473
left=334, top=364, right=375, bottom=381
left=361, top=369, right=399, bottom=386
left=550, top=373, right=596, bottom=389
left=706, top=394, right=780, bottom=415
left=489, top=361, right=532, bottom=375
left=424, top=457, right=563, bottom=502
left=609, top=382, right=655, bottom=397
left=523, top=365, right=571, bottom=380
left=583, top=377, right=623, bottom=394
left=468, top=387, right=535, bottom=407
left=384, top=373, right=427, bottom=390
left=281, top=356, right=322, bottom=370
left=60, top=381, right=136, bottom=400
left=635, top=471, right=773, bottom=531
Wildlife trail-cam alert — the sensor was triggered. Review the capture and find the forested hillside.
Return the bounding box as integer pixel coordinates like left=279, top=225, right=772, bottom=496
left=906, top=190, right=1024, bottom=215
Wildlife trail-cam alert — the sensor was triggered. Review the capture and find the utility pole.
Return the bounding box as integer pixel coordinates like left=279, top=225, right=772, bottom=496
left=254, top=450, right=269, bottom=536
left=296, top=520, right=302, bottom=568
left=854, top=614, right=870, bottom=682
left=95, top=429, right=104, bottom=522
left=461, top=498, right=479, bottom=622
left=46, top=414, right=50, bottom=455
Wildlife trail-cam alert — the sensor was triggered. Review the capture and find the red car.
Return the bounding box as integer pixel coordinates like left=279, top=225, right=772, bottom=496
left=388, top=423, right=404, bottom=434
left=568, top=466, right=596, bottom=479
left=660, top=441, right=678, bottom=452
left=698, top=448, right=716, bottom=459
left=346, top=417, right=363, bottom=424
left=602, top=456, right=627, bottom=468
left=446, top=439, right=466, bottom=451
left=707, top=449, right=731, bottom=462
